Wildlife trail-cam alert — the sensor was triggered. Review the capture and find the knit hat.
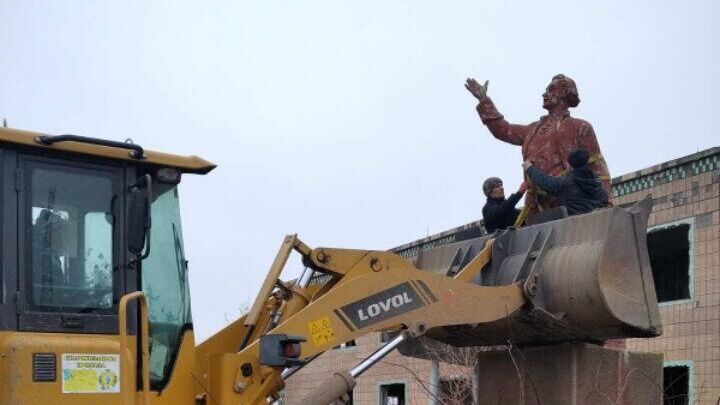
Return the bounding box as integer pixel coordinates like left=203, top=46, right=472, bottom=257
left=483, top=177, right=502, bottom=196
left=568, top=149, right=590, bottom=169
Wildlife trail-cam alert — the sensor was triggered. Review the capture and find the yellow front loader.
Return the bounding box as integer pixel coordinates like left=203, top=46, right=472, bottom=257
left=0, top=128, right=660, bottom=405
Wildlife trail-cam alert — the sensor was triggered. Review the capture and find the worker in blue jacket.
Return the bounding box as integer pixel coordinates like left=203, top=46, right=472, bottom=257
left=522, top=149, right=609, bottom=216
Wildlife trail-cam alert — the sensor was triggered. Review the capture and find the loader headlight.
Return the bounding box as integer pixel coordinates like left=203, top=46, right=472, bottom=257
left=156, top=167, right=181, bottom=184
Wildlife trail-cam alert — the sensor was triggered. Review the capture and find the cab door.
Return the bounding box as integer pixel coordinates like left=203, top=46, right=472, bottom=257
left=0, top=152, right=137, bottom=404
left=17, top=154, right=126, bottom=333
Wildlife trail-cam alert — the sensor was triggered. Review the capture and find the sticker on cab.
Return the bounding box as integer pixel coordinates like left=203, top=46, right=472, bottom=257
left=308, top=316, right=335, bottom=347
left=62, top=353, right=120, bottom=394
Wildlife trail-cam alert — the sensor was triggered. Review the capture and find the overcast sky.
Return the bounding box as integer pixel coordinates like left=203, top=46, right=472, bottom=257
left=1, top=1, right=718, bottom=341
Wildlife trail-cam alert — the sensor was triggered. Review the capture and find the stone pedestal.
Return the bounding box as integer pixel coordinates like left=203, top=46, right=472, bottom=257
left=474, top=343, right=662, bottom=405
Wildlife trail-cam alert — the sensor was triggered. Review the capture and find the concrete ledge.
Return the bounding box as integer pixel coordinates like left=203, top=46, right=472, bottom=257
left=475, top=343, right=662, bottom=405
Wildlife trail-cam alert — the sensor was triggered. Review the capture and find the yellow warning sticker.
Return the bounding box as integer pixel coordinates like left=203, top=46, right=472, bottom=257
left=308, top=316, right=335, bottom=347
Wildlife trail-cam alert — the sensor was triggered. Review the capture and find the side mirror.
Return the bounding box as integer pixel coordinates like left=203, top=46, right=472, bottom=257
left=128, top=174, right=152, bottom=259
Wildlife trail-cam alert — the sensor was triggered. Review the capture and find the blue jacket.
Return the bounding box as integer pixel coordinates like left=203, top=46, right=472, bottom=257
left=526, top=165, right=609, bottom=216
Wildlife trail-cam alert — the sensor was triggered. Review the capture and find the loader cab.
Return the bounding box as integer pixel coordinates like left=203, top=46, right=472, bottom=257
left=0, top=128, right=215, bottom=402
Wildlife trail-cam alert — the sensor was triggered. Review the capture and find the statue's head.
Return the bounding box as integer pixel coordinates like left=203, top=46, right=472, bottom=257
left=542, top=74, right=580, bottom=111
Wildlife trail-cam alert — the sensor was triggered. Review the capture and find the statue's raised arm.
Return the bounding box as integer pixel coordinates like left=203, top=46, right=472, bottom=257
left=465, top=76, right=530, bottom=146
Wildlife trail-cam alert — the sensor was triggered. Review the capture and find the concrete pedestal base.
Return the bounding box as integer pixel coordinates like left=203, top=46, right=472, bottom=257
left=474, top=343, right=662, bottom=405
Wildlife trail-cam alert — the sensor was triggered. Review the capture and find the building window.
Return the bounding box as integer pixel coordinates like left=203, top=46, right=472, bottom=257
left=647, top=219, right=693, bottom=304
left=379, top=382, right=405, bottom=405
left=333, top=340, right=357, bottom=350
left=663, top=363, right=691, bottom=405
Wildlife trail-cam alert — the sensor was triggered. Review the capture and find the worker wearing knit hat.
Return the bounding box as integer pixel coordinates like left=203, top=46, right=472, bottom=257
left=482, top=177, right=527, bottom=233
left=483, top=177, right=503, bottom=197
left=568, top=149, right=591, bottom=169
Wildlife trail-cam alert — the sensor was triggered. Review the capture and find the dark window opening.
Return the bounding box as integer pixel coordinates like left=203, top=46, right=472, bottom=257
left=440, top=378, right=473, bottom=405
left=647, top=223, right=691, bottom=302
left=380, top=383, right=405, bottom=405
left=663, top=365, right=689, bottom=405
left=333, top=340, right=356, bottom=350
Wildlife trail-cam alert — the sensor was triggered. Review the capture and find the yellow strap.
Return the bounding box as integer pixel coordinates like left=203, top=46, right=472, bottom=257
left=454, top=239, right=494, bottom=282
left=586, top=154, right=609, bottom=180
left=514, top=205, right=529, bottom=228
left=588, top=153, right=604, bottom=164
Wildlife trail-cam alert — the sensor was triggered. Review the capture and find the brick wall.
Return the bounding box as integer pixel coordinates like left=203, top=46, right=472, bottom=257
left=616, top=149, right=720, bottom=404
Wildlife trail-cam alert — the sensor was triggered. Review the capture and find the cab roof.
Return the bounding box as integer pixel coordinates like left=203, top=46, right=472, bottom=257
left=0, top=127, right=216, bottom=174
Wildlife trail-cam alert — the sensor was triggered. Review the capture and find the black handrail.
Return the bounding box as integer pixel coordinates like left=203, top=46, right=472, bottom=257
left=35, top=134, right=145, bottom=159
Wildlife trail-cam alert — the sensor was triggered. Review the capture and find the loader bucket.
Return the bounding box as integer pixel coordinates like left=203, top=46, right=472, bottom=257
left=404, top=197, right=661, bottom=348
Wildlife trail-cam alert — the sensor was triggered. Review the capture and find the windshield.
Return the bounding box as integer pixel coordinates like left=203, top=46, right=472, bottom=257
left=141, top=183, right=192, bottom=388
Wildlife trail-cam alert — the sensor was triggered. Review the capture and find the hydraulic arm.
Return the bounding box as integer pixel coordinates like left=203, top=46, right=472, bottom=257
left=194, top=235, right=525, bottom=404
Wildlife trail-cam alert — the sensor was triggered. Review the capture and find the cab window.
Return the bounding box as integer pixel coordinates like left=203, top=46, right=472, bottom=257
left=26, top=164, right=116, bottom=312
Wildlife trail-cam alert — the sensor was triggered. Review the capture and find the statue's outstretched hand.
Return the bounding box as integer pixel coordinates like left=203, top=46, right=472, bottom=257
left=465, top=78, right=489, bottom=101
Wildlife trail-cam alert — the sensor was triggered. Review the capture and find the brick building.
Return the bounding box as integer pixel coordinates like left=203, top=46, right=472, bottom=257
left=282, top=147, right=720, bottom=404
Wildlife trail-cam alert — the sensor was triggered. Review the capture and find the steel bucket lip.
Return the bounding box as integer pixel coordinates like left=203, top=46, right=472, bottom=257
left=597, top=198, right=662, bottom=336
left=505, top=202, right=661, bottom=338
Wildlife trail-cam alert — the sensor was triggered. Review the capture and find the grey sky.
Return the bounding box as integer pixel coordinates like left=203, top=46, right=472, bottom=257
left=1, top=1, right=718, bottom=340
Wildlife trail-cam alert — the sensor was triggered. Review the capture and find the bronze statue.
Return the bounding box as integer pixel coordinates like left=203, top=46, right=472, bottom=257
left=465, top=74, right=612, bottom=223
